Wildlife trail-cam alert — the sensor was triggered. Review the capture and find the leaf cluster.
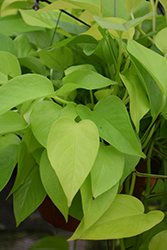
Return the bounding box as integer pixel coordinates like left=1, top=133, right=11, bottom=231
left=1, top=0, right=167, bottom=249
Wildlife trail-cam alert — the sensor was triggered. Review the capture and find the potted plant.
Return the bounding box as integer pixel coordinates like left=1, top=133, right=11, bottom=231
left=1, top=0, right=167, bottom=249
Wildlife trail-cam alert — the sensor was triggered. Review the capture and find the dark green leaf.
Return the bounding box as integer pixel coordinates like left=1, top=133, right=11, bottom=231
left=40, top=150, right=68, bottom=220
left=14, top=165, right=46, bottom=226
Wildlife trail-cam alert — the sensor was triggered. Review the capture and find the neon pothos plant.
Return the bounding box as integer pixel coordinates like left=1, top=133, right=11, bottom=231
left=1, top=0, right=167, bottom=249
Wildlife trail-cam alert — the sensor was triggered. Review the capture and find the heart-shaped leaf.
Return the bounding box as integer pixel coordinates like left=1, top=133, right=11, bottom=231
left=70, top=194, right=164, bottom=240
left=47, top=117, right=99, bottom=206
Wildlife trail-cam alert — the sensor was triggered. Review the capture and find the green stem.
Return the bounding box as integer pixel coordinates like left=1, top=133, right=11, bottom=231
left=145, top=192, right=167, bottom=199
left=120, top=239, right=125, bottom=250
left=89, top=90, right=94, bottom=106
left=136, top=25, right=154, bottom=44
left=135, top=170, right=167, bottom=180
left=73, top=240, right=77, bottom=250
left=112, top=239, right=116, bottom=250
left=129, top=171, right=136, bottom=195
left=115, top=32, right=123, bottom=82
left=53, top=95, right=76, bottom=105
left=106, top=36, right=117, bottom=70
left=105, top=240, right=109, bottom=250
left=150, top=0, right=158, bottom=42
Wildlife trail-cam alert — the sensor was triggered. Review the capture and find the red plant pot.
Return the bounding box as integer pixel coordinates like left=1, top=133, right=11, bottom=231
left=38, top=196, right=80, bottom=232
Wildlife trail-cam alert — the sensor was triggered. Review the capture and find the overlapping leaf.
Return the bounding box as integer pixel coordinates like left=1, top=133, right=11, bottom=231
left=127, top=40, right=167, bottom=96
left=120, top=70, right=150, bottom=132
left=79, top=175, right=119, bottom=232
left=77, top=95, right=145, bottom=157
left=0, top=51, right=21, bottom=77
left=56, top=70, right=116, bottom=98
left=0, top=74, right=54, bottom=115
left=127, top=41, right=164, bottom=117
left=39, top=47, right=73, bottom=73
left=70, top=194, right=164, bottom=240
left=0, top=111, right=27, bottom=135
left=30, top=101, right=62, bottom=147
left=0, top=144, right=18, bottom=191
left=91, top=143, right=124, bottom=197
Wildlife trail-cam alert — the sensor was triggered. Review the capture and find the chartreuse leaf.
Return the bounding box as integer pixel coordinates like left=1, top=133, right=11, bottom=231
left=39, top=47, right=73, bottom=73
left=159, top=0, right=167, bottom=20
left=94, top=16, right=134, bottom=39
left=40, top=150, right=68, bottom=221
left=38, top=0, right=100, bottom=16
left=56, top=70, right=116, bottom=98
left=14, top=164, right=46, bottom=226
left=59, top=104, right=77, bottom=119
left=127, top=40, right=167, bottom=96
left=0, top=144, right=18, bottom=191
left=47, top=117, right=99, bottom=207
left=91, top=143, right=124, bottom=198
left=0, top=72, right=8, bottom=85
left=75, top=175, right=119, bottom=233
left=70, top=194, right=164, bottom=240
left=125, top=0, right=143, bottom=14
left=0, top=111, right=27, bottom=135
left=30, top=101, right=62, bottom=148
left=0, top=51, right=21, bottom=77
left=149, top=230, right=167, bottom=250
left=19, top=9, right=56, bottom=29
left=29, top=235, right=69, bottom=250
left=0, top=74, right=54, bottom=116
left=102, top=0, right=130, bottom=19
left=0, top=15, right=44, bottom=36
left=77, top=95, right=145, bottom=157
left=155, top=28, right=167, bottom=56
left=37, top=0, right=81, bottom=14
left=120, top=69, right=150, bottom=132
